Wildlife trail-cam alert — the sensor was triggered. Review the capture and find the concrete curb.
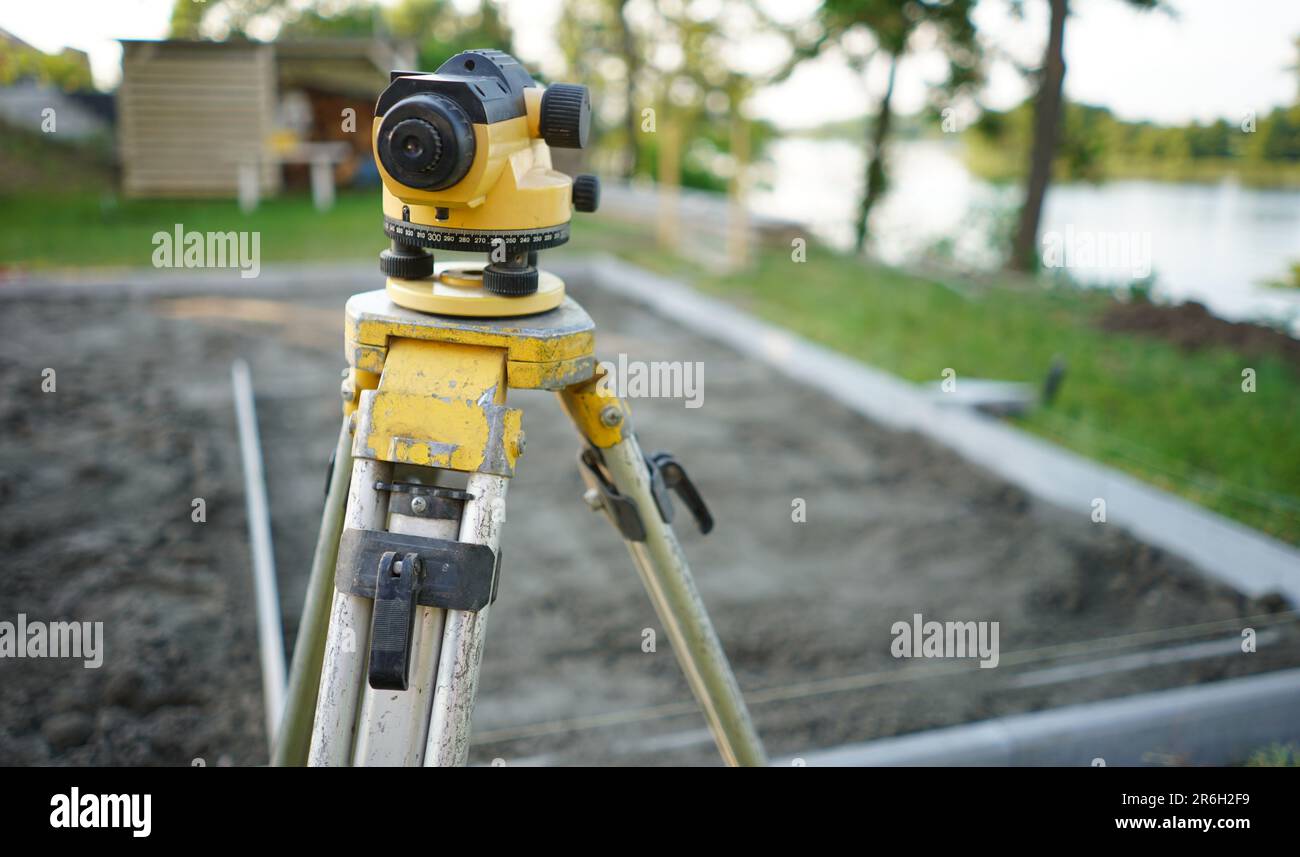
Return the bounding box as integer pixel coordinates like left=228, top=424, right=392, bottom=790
left=0, top=262, right=376, bottom=300
left=561, top=255, right=1300, bottom=606
left=775, top=667, right=1300, bottom=766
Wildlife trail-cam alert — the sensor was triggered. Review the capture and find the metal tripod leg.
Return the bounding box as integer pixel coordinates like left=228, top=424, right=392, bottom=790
left=598, top=435, right=766, bottom=767
left=560, top=378, right=768, bottom=767
left=424, top=472, right=508, bottom=766
left=273, top=418, right=352, bottom=767
left=308, top=457, right=391, bottom=766
left=309, top=334, right=519, bottom=766
left=351, top=465, right=456, bottom=766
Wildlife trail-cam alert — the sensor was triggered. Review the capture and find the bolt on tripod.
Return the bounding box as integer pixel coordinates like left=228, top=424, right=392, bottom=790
left=270, top=50, right=765, bottom=767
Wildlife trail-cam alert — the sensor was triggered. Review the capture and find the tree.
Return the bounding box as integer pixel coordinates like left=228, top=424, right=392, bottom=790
left=384, top=0, right=512, bottom=70
left=168, top=0, right=289, bottom=39
left=1007, top=0, right=1161, bottom=272
left=557, top=0, right=643, bottom=178
left=772, top=0, right=980, bottom=255
left=559, top=0, right=767, bottom=187
left=167, top=0, right=514, bottom=67
left=615, top=0, right=641, bottom=177
left=0, top=43, right=94, bottom=91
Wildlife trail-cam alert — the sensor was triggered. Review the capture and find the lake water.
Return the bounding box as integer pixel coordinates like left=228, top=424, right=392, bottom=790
left=749, top=138, right=1300, bottom=333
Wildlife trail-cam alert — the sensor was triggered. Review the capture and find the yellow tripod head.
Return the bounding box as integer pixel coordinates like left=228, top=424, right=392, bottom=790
left=373, top=49, right=599, bottom=316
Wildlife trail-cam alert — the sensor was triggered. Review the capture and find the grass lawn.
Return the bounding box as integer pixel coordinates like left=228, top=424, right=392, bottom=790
left=3, top=191, right=1297, bottom=545
left=0, top=190, right=383, bottom=269
left=581, top=217, right=1300, bottom=546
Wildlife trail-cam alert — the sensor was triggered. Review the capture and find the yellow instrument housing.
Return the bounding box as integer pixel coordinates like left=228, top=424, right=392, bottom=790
left=373, top=101, right=573, bottom=232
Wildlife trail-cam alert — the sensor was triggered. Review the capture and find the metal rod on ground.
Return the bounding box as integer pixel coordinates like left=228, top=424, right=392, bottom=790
left=272, top=417, right=352, bottom=767
left=231, top=358, right=288, bottom=756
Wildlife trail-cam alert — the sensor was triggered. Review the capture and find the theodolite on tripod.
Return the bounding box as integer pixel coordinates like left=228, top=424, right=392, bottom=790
left=271, top=49, right=766, bottom=767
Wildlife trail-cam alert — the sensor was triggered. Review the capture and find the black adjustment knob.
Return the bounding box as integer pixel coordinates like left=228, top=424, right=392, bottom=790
left=483, top=265, right=539, bottom=296
left=380, top=241, right=433, bottom=279
left=539, top=83, right=591, bottom=149
left=572, top=174, right=600, bottom=213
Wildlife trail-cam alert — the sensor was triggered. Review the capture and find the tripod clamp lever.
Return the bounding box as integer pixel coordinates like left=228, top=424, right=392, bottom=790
left=369, top=551, right=423, bottom=691
left=578, top=445, right=713, bottom=541
left=646, top=451, right=714, bottom=535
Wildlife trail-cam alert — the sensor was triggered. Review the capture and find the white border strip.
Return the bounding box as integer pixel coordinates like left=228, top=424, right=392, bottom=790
left=231, top=358, right=287, bottom=750
left=776, top=666, right=1300, bottom=766
left=565, top=255, right=1300, bottom=605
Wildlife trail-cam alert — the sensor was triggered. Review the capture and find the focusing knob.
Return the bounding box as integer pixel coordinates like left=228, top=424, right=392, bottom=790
left=540, top=83, right=591, bottom=149
left=572, top=174, right=600, bottom=213
left=380, top=242, right=434, bottom=279
left=482, top=265, right=539, bottom=296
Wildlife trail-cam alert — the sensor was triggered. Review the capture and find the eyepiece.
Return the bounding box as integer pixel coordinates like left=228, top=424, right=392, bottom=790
left=378, top=94, right=475, bottom=190
left=390, top=118, right=442, bottom=174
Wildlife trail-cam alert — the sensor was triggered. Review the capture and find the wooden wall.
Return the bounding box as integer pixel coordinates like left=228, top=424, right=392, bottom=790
left=118, top=42, right=278, bottom=197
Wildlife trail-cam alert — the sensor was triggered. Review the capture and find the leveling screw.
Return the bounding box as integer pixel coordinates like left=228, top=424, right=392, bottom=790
left=599, top=406, right=623, bottom=428
left=410, top=495, right=429, bottom=514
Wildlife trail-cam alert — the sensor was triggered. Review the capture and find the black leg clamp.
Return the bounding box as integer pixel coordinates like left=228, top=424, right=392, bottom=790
left=368, top=551, right=422, bottom=690
left=334, top=528, right=501, bottom=691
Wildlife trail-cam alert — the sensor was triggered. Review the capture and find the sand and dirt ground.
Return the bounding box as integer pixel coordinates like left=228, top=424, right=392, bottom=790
left=1, top=266, right=1294, bottom=766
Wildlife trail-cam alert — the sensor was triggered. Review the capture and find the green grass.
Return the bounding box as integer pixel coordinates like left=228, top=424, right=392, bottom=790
left=3, top=192, right=1297, bottom=544
left=0, top=189, right=652, bottom=271
left=0, top=190, right=384, bottom=270
left=1246, top=743, right=1300, bottom=766
left=584, top=218, right=1300, bottom=545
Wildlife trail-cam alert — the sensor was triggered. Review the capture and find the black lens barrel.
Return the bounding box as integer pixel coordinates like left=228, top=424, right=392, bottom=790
left=378, top=94, right=475, bottom=191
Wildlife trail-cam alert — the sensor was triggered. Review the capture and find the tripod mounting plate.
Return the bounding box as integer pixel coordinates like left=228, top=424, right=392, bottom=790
left=386, top=260, right=564, bottom=317
left=346, top=281, right=596, bottom=391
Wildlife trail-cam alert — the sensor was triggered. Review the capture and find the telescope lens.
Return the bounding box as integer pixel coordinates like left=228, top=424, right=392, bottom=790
left=390, top=118, right=442, bottom=174
left=377, top=94, right=475, bottom=191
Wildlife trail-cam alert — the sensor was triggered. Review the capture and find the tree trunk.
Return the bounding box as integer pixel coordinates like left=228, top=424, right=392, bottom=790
left=617, top=0, right=640, bottom=179
left=854, top=51, right=900, bottom=255
left=1010, top=0, right=1069, bottom=272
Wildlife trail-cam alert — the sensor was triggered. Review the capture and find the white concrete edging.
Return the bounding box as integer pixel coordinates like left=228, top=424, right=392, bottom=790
left=776, top=667, right=1300, bottom=766
left=562, top=255, right=1300, bottom=605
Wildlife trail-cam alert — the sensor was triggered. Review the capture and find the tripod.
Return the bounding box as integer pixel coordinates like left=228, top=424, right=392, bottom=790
left=269, top=48, right=765, bottom=767
left=270, top=263, right=766, bottom=767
